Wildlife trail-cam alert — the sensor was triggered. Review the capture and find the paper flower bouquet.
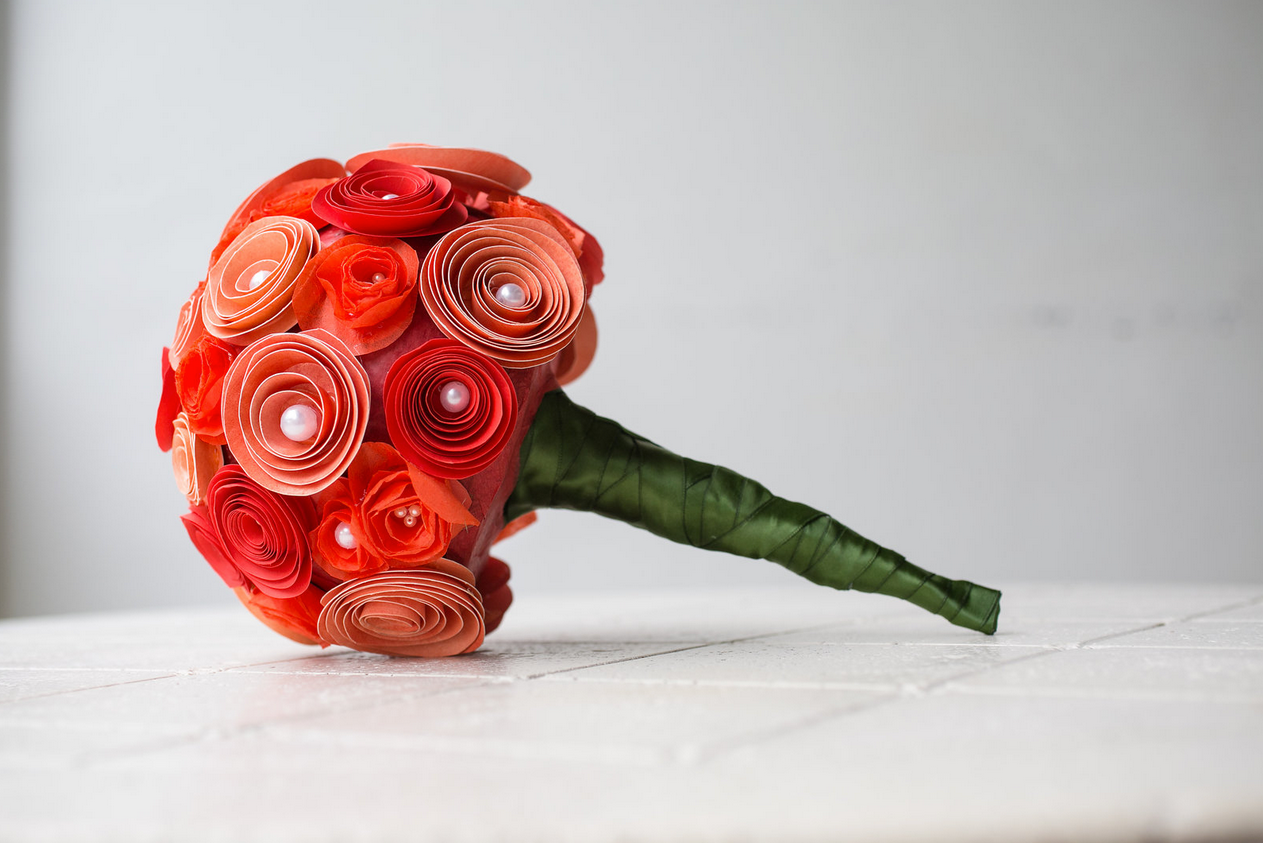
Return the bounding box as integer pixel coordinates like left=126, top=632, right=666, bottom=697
left=155, top=144, right=1001, bottom=657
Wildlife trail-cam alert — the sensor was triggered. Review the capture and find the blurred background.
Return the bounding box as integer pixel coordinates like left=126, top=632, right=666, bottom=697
left=0, top=1, right=1259, bottom=619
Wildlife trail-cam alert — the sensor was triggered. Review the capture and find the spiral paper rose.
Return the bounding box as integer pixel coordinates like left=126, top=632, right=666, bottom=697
left=384, top=338, right=518, bottom=479
left=419, top=217, right=586, bottom=367
left=316, top=559, right=486, bottom=657
left=345, top=144, right=532, bottom=196
left=203, top=216, right=321, bottom=346
left=203, top=465, right=316, bottom=598
left=312, top=159, right=467, bottom=238
left=292, top=235, right=419, bottom=355
left=173, top=334, right=237, bottom=443
left=221, top=329, right=370, bottom=496
left=171, top=413, right=223, bottom=506
left=169, top=283, right=207, bottom=370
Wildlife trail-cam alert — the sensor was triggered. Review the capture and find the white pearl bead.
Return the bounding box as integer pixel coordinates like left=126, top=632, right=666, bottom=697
left=247, top=269, right=270, bottom=290
left=370, top=272, right=387, bottom=284
left=394, top=507, right=409, bottom=519
left=279, top=404, right=319, bottom=442
left=403, top=516, right=417, bottom=528
left=380, top=193, right=399, bottom=200
left=440, top=380, right=471, bottom=414
left=334, top=522, right=357, bottom=550
left=495, top=282, right=526, bottom=308
left=408, top=505, right=422, bottom=518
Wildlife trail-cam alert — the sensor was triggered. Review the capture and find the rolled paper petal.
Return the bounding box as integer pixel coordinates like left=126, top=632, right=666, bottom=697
left=156, top=347, right=181, bottom=452
left=181, top=506, right=244, bottom=589
left=494, top=512, right=537, bottom=544
left=420, top=217, right=587, bottom=368
left=309, top=478, right=388, bottom=582
left=487, top=196, right=603, bottom=290
left=235, top=584, right=327, bottom=647
left=348, top=442, right=478, bottom=568
left=169, top=282, right=207, bottom=370
left=554, top=303, right=597, bottom=387
left=311, top=159, right=468, bottom=238
left=475, top=556, right=513, bottom=634
left=292, top=235, right=419, bottom=355
left=384, top=338, right=518, bottom=479
left=174, top=334, right=237, bottom=444
left=206, top=465, right=316, bottom=599
left=221, top=329, right=370, bottom=496
left=211, top=159, right=347, bottom=266
left=346, top=144, right=531, bottom=196
left=506, top=390, right=1003, bottom=635
left=203, top=216, right=321, bottom=346
left=171, top=412, right=223, bottom=506
left=317, top=559, right=486, bottom=657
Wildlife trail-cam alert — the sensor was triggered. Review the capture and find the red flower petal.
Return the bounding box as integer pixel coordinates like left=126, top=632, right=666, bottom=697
left=156, top=347, right=181, bottom=452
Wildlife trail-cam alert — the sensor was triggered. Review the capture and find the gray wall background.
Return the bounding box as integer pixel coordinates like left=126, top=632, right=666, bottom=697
left=2, top=1, right=1260, bottom=618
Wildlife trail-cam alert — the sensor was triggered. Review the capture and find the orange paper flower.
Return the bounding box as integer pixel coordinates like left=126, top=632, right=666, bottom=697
left=171, top=412, right=223, bottom=506
left=348, top=442, right=477, bottom=568
left=221, top=329, right=370, bottom=496
left=173, top=334, right=237, bottom=444
left=419, top=217, right=587, bottom=368
left=203, top=216, right=321, bottom=346
left=235, top=583, right=326, bottom=647
left=316, top=559, right=486, bottom=657
left=309, top=478, right=385, bottom=582
left=292, top=235, right=419, bottom=355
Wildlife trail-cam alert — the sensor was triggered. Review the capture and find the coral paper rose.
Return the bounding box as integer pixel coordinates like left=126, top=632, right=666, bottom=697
left=316, top=559, right=486, bottom=657
left=204, top=465, right=316, bottom=598
left=308, top=479, right=385, bottom=582
left=383, top=338, right=518, bottom=479
left=419, top=217, right=587, bottom=367
left=311, top=159, right=467, bottom=238
left=169, top=282, right=208, bottom=370
left=203, top=216, right=321, bottom=346
left=235, top=583, right=326, bottom=646
left=345, top=144, right=531, bottom=196
left=221, top=329, right=370, bottom=496
left=292, top=235, right=419, bottom=355
left=173, top=334, right=237, bottom=443
left=171, top=412, right=223, bottom=506
left=348, top=442, right=477, bottom=567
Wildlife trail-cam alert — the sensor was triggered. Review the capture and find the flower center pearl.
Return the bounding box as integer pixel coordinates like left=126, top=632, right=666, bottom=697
left=279, top=403, right=319, bottom=442
left=393, top=505, right=423, bottom=529
left=380, top=193, right=399, bottom=200
left=247, top=269, right=270, bottom=290
left=370, top=272, right=387, bottom=284
left=494, top=282, right=526, bottom=308
left=440, top=381, right=471, bottom=414
left=334, top=522, right=357, bottom=550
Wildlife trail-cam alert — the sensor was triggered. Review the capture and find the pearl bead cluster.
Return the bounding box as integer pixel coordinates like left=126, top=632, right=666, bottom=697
left=393, top=505, right=423, bottom=528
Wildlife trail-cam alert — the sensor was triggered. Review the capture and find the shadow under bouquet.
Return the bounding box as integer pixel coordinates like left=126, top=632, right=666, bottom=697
left=155, top=144, right=1001, bottom=657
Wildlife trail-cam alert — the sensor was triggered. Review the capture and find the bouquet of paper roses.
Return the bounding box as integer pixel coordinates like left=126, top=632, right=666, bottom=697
left=156, top=144, right=1000, bottom=657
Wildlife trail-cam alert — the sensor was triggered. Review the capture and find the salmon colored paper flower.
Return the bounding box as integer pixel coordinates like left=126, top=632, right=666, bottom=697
left=221, top=329, right=370, bottom=496
left=173, top=334, right=237, bottom=444
left=316, top=559, right=486, bottom=657
left=171, top=412, right=223, bottom=506
left=235, top=583, right=326, bottom=646
left=311, top=159, right=467, bottom=238
left=309, top=478, right=386, bottom=582
left=345, top=144, right=531, bottom=196
left=487, top=195, right=604, bottom=288
left=419, top=217, right=587, bottom=367
left=292, top=235, right=419, bottom=355
left=383, top=338, right=518, bottom=479
left=203, top=216, right=321, bottom=346
left=204, top=465, right=316, bottom=598
left=348, top=442, right=478, bottom=568
left=169, top=282, right=208, bottom=370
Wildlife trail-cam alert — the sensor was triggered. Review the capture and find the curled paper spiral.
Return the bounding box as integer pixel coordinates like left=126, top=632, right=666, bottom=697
left=312, top=159, right=468, bottom=238
left=221, top=330, right=370, bottom=496
left=316, top=559, right=486, bottom=657
left=419, top=217, right=586, bottom=368
left=171, top=412, right=222, bottom=506
left=204, top=465, right=315, bottom=599
left=169, top=283, right=207, bottom=370
left=204, top=216, right=321, bottom=346
left=384, top=338, right=518, bottom=479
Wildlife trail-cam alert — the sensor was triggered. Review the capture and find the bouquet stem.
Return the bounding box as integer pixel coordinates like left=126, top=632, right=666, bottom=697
left=505, top=390, right=1000, bottom=634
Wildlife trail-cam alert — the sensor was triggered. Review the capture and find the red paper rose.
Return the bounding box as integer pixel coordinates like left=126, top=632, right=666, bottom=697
left=419, top=217, right=587, bottom=368
left=181, top=505, right=244, bottom=589
left=221, top=329, right=370, bottom=496
left=311, top=159, right=468, bottom=238
left=383, top=338, right=518, bottom=479
left=348, top=442, right=478, bottom=568
left=204, top=465, right=316, bottom=598
left=345, top=144, right=531, bottom=196
left=203, top=216, right=321, bottom=346
left=235, top=583, right=326, bottom=647
left=316, top=559, right=486, bottom=657
left=174, top=334, right=237, bottom=444
left=292, top=235, right=419, bottom=355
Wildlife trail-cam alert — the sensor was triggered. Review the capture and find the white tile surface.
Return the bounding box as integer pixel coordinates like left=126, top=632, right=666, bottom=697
left=0, top=584, right=1260, bottom=842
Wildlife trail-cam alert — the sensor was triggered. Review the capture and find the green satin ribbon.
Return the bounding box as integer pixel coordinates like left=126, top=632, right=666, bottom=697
left=504, top=390, right=1000, bottom=634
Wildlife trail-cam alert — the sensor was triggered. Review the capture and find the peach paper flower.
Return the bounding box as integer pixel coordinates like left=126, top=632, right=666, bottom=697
left=171, top=412, right=223, bottom=506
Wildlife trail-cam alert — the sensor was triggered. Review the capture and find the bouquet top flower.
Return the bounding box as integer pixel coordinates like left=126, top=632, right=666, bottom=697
left=157, top=143, right=1000, bottom=657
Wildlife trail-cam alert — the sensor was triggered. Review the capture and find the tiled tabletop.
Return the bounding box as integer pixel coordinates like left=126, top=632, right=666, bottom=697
left=1, top=583, right=1261, bottom=842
